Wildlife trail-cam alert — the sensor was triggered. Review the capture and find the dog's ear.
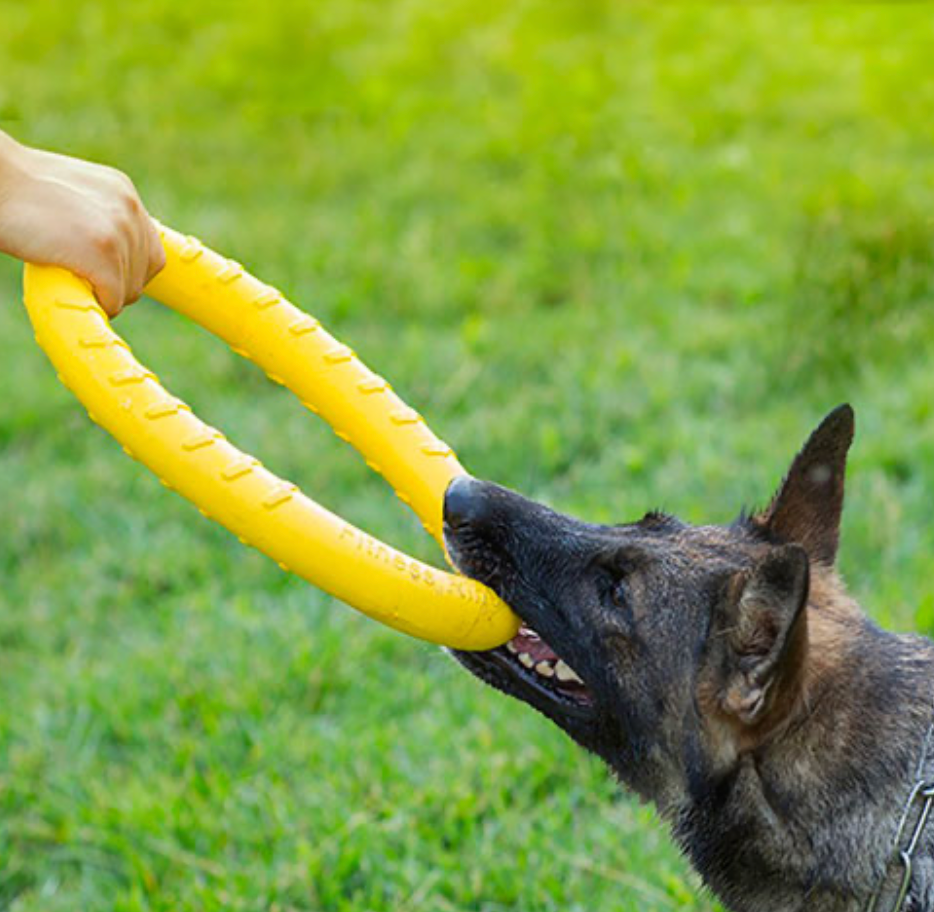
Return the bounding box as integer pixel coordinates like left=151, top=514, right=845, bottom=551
left=713, top=544, right=809, bottom=727
left=754, top=405, right=854, bottom=566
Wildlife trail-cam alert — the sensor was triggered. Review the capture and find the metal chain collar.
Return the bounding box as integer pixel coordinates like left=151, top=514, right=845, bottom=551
left=865, top=720, right=934, bottom=912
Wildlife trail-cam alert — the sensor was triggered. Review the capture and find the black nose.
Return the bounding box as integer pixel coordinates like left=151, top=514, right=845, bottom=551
left=444, top=475, right=493, bottom=530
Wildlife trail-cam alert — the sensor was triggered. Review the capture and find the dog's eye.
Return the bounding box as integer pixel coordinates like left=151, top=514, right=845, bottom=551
left=611, top=579, right=628, bottom=609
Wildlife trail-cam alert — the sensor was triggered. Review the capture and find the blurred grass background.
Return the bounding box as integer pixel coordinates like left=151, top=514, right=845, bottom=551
left=2, top=3, right=934, bottom=910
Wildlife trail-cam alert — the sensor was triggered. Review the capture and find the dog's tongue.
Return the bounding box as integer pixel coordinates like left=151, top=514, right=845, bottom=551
left=510, top=625, right=559, bottom=663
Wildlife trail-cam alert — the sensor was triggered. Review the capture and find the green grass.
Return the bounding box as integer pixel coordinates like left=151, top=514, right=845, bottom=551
left=2, top=3, right=934, bottom=909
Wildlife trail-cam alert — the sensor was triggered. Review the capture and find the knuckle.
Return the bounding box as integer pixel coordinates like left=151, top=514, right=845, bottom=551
left=123, top=193, right=143, bottom=217
left=115, top=214, right=133, bottom=237
left=93, top=230, right=119, bottom=255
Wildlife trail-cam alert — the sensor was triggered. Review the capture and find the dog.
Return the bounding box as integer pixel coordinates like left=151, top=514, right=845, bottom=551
left=443, top=406, right=934, bottom=912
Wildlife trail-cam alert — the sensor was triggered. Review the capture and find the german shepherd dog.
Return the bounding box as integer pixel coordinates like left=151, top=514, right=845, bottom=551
left=443, top=406, right=934, bottom=911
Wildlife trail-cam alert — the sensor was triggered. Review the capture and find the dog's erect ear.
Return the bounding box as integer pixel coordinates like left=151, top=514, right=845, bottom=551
left=714, top=545, right=810, bottom=727
left=755, top=405, right=854, bottom=566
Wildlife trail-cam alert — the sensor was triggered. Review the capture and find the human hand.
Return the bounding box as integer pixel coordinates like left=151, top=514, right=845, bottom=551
left=0, top=132, right=165, bottom=317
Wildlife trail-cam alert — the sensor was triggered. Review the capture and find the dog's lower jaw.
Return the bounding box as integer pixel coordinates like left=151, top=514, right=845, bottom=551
left=448, top=645, right=603, bottom=750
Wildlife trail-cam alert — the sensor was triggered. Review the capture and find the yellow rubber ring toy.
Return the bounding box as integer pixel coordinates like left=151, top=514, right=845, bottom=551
left=22, top=224, right=519, bottom=650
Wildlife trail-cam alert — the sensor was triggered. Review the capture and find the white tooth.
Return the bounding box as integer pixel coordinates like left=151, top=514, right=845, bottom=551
left=555, top=661, right=584, bottom=684
left=535, top=661, right=555, bottom=678
left=506, top=642, right=518, bottom=654
left=518, top=652, right=535, bottom=668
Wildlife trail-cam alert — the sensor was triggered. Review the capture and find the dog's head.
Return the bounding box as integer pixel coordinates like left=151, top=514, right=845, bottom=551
left=445, top=406, right=854, bottom=804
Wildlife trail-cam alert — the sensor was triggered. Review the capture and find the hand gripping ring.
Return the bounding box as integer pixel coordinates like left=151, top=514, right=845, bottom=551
left=22, top=225, right=519, bottom=650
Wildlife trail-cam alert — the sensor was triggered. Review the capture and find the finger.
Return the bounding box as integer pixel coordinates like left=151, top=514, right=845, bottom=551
left=143, top=217, right=166, bottom=285
left=90, top=267, right=124, bottom=318
left=115, top=228, right=136, bottom=316
left=80, top=217, right=131, bottom=317
left=124, top=214, right=150, bottom=307
left=95, top=237, right=132, bottom=318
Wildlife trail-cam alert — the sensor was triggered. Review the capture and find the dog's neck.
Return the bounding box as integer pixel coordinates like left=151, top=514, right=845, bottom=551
left=675, top=586, right=934, bottom=912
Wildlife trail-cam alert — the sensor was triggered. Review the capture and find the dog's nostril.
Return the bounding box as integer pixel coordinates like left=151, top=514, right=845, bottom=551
left=444, top=475, right=491, bottom=530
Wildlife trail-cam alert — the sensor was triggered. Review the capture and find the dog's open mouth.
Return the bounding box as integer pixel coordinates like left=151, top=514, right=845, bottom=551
left=504, top=624, right=591, bottom=699
left=454, top=621, right=596, bottom=719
